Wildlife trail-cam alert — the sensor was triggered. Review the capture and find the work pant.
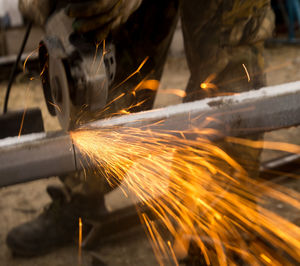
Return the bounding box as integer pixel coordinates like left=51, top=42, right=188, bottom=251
left=62, top=0, right=274, bottom=206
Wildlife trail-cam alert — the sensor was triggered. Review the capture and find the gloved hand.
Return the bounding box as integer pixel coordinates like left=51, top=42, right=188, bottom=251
left=66, top=0, right=142, bottom=41
left=19, top=0, right=54, bottom=25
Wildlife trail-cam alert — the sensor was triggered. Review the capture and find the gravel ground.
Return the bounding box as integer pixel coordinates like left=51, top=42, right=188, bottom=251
left=0, top=46, right=300, bottom=265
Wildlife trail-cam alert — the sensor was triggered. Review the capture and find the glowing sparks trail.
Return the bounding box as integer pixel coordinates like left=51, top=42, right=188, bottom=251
left=227, top=137, right=300, bottom=154
left=78, top=217, right=82, bottom=266
left=23, top=47, right=39, bottom=73
left=242, top=64, right=251, bottom=82
left=159, top=88, right=186, bottom=98
left=69, top=44, right=300, bottom=265
left=18, top=108, right=27, bottom=138
left=71, top=126, right=300, bottom=265
left=91, top=41, right=100, bottom=72
left=18, top=81, right=33, bottom=138
left=111, top=57, right=149, bottom=92
left=48, top=101, right=62, bottom=113
left=200, top=73, right=218, bottom=92
left=96, top=40, right=107, bottom=74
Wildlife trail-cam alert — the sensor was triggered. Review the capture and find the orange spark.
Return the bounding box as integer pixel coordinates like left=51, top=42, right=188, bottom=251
left=200, top=74, right=218, bottom=92
left=78, top=217, right=82, bottom=265
left=23, top=47, right=38, bottom=73
left=18, top=83, right=32, bottom=138
left=103, top=39, right=106, bottom=55
left=132, top=79, right=160, bottom=96
left=40, top=60, right=48, bottom=77
left=86, top=93, right=126, bottom=120
left=160, top=89, right=186, bottom=98
left=212, top=92, right=238, bottom=97
left=167, top=241, right=179, bottom=266
left=242, top=64, right=251, bottom=82
left=91, top=41, right=101, bottom=72
left=48, top=101, right=62, bottom=113
left=260, top=253, right=272, bottom=264
left=117, top=109, right=130, bottom=115
left=111, top=99, right=147, bottom=116
left=201, top=60, right=293, bottom=93
left=96, top=39, right=107, bottom=74
left=112, top=57, right=149, bottom=92
left=141, top=213, right=166, bottom=266
left=226, top=137, right=300, bottom=154
left=18, top=109, right=27, bottom=138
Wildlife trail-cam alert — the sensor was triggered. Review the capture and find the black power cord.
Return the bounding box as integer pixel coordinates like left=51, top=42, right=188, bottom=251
left=3, top=22, right=32, bottom=114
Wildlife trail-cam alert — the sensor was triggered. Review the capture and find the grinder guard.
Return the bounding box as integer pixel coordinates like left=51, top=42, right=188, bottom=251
left=39, top=10, right=116, bottom=130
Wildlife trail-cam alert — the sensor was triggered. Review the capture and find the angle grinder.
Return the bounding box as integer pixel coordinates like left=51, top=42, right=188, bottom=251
left=39, top=9, right=116, bottom=130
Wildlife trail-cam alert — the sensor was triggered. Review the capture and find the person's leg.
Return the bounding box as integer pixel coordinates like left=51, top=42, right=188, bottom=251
left=182, top=0, right=273, bottom=101
left=103, top=0, right=180, bottom=114
left=6, top=0, right=180, bottom=256
left=181, top=0, right=274, bottom=175
left=175, top=0, right=274, bottom=262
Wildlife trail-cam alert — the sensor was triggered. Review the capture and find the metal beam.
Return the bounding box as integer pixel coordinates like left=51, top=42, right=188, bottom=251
left=0, top=132, right=79, bottom=187
left=1, top=81, right=300, bottom=187
left=89, top=80, right=300, bottom=138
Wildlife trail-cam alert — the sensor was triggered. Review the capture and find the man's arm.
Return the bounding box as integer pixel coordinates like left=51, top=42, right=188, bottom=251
left=66, top=0, right=142, bottom=42
left=19, top=0, right=54, bottom=25
left=19, top=0, right=143, bottom=42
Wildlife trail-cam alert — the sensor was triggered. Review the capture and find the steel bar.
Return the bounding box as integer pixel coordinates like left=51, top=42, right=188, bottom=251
left=89, top=80, right=300, bottom=139
left=1, top=81, right=300, bottom=187
left=0, top=132, right=82, bottom=187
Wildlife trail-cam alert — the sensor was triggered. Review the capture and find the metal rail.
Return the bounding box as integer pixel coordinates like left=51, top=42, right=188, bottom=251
left=0, top=132, right=83, bottom=187
left=1, top=81, right=300, bottom=187
left=88, top=80, right=300, bottom=136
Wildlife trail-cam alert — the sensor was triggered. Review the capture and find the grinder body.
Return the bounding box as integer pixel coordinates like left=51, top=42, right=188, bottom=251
left=39, top=10, right=116, bottom=130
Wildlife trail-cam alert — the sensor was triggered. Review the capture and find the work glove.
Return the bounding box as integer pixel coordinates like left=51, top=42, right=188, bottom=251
left=66, top=0, right=143, bottom=41
left=19, top=0, right=54, bottom=25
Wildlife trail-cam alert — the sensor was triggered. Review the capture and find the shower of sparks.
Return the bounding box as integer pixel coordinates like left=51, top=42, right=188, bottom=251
left=242, top=64, right=251, bottom=82
left=75, top=76, right=188, bottom=126
left=44, top=40, right=300, bottom=264
left=71, top=125, right=300, bottom=265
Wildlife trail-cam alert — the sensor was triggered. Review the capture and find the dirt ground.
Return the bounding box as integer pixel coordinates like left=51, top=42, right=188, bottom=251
left=0, top=45, right=300, bottom=265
